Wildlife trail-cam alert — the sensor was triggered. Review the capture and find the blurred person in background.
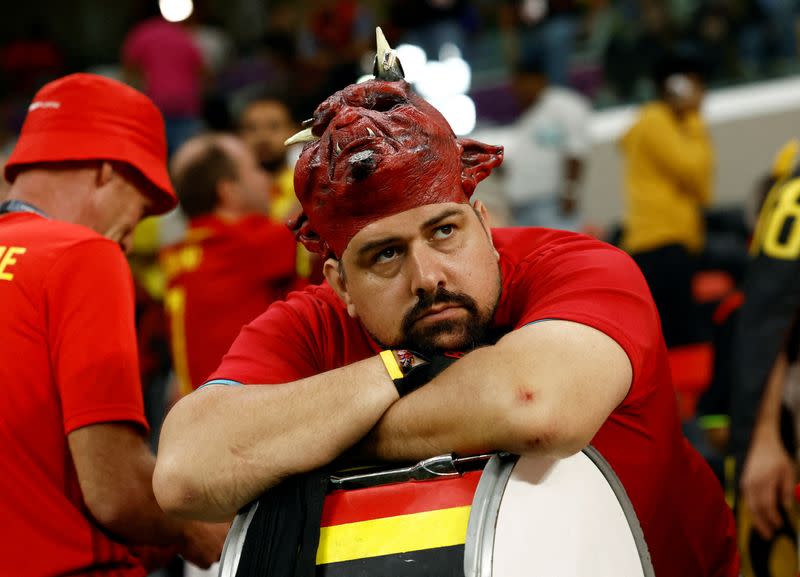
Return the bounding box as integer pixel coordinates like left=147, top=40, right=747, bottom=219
left=184, top=7, right=233, bottom=80
left=297, top=0, right=375, bottom=108
left=602, top=0, right=674, bottom=103
left=619, top=50, right=713, bottom=347
left=215, top=27, right=296, bottom=113
left=162, top=132, right=303, bottom=398
left=504, top=55, right=590, bottom=230
left=737, top=0, right=798, bottom=79
left=0, top=73, right=226, bottom=576
left=237, top=94, right=300, bottom=222
left=236, top=93, right=321, bottom=282
left=122, top=5, right=206, bottom=156
left=183, top=6, right=234, bottom=133
left=501, top=0, right=582, bottom=86
left=689, top=141, right=796, bottom=466
left=725, top=140, right=800, bottom=576
left=388, top=0, right=474, bottom=59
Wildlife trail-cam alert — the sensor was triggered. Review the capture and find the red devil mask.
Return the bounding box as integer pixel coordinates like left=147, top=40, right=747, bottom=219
left=291, top=79, right=504, bottom=258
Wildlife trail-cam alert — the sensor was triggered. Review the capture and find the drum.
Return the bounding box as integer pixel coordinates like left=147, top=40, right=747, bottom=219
left=219, top=447, right=654, bottom=577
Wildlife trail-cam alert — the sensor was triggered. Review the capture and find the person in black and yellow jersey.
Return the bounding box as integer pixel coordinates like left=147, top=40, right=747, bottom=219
left=727, top=139, right=800, bottom=577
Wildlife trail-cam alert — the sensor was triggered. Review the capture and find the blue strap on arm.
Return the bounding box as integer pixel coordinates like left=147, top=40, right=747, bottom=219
left=197, top=378, right=243, bottom=390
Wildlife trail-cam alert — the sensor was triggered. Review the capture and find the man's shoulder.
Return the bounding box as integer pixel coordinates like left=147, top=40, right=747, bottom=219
left=493, top=228, right=639, bottom=297
left=250, top=282, right=358, bottom=345
left=2, top=215, right=117, bottom=254
left=252, top=283, right=346, bottom=327
left=492, top=227, right=620, bottom=264
left=283, top=283, right=347, bottom=316
left=0, top=217, right=129, bottom=299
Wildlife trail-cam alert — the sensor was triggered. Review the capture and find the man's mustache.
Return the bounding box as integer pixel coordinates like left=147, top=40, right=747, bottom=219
left=402, top=288, right=479, bottom=330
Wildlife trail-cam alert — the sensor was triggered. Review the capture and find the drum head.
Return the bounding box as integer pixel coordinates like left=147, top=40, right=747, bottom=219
left=466, top=448, right=654, bottom=577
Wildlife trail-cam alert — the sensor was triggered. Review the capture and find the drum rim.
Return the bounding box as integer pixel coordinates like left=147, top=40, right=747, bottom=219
left=218, top=500, right=260, bottom=577
left=464, top=453, right=518, bottom=577
left=465, top=447, right=656, bottom=577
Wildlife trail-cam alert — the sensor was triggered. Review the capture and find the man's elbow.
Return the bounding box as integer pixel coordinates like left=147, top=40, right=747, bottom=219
left=84, top=488, right=166, bottom=539
left=152, top=454, right=213, bottom=520
left=507, top=411, right=589, bottom=458
left=84, top=493, right=139, bottom=535
left=153, top=395, right=224, bottom=519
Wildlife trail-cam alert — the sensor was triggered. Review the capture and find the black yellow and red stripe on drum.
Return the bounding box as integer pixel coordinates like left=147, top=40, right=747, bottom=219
left=316, top=471, right=481, bottom=576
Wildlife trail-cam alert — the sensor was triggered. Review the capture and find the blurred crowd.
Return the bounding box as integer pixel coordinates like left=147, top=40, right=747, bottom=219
left=3, top=1, right=800, bottom=576
left=1, top=0, right=800, bottom=150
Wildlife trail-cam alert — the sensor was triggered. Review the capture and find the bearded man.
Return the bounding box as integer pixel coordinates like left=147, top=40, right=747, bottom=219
left=155, top=31, right=738, bottom=577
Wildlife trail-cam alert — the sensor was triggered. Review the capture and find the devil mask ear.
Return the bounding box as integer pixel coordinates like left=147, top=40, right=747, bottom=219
left=459, top=138, right=504, bottom=197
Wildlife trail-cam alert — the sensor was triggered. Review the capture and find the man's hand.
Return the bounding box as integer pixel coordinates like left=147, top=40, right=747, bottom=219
left=740, top=434, right=796, bottom=539
left=179, top=521, right=229, bottom=568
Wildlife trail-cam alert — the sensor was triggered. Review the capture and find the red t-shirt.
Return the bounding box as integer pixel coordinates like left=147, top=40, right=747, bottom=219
left=162, top=214, right=302, bottom=393
left=211, top=227, right=739, bottom=576
left=0, top=213, right=150, bottom=576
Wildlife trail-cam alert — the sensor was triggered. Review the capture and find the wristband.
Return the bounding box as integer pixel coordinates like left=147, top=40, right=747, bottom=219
left=380, top=349, right=425, bottom=396
left=381, top=349, right=465, bottom=397
left=379, top=350, right=404, bottom=381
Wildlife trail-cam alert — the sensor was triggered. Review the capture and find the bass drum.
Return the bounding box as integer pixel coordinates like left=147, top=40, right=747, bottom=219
left=219, top=447, right=654, bottom=577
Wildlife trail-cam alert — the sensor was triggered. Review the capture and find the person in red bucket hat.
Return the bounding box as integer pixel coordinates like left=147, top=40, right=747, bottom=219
left=0, top=73, right=227, bottom=576
left=5, top=72, right=177, bottom=221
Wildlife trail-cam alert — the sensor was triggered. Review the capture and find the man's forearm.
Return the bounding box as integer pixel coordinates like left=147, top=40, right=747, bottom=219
left=359, top=345, right=493, bottom=459
left=114, top=450, right=192, bottom=545
left=154, top=356, right=399, bottom=521
left=359, top=321, right=631, bottom=462
left=102, top=450, right=227, bottom=560
left=68, top=423, right=213, bottom=549
left=359, top=346, right=554, bottom=461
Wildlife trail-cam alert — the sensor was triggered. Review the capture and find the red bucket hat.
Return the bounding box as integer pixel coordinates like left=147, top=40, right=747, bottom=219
left=5, top=73, right=176, bottom=215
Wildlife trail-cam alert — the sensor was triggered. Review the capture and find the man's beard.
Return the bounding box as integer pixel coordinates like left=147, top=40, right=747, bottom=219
left=369, top=285, right=500, bottom=356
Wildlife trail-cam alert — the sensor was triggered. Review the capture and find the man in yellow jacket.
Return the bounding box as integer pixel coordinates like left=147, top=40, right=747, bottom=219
left=620, top=51, right=714, bottom=346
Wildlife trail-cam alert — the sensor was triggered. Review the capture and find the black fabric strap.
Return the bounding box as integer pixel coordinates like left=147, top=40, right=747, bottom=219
left=394, top=351, right=465, bottom=395
left=0, top=200, right=48, bottom=218
left=235, top=470, right=329, bottom=577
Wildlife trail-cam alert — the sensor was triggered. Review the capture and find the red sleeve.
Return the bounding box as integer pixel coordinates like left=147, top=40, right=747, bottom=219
left=46, top=239, right=148, bottom=434
left=208, top=291, right=326, bottom=385
left=507, top=236, right=664, bottom=407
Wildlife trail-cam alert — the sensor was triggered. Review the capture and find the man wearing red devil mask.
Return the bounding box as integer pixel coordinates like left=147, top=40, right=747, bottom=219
left=155, top=31, right=738, bottom=577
